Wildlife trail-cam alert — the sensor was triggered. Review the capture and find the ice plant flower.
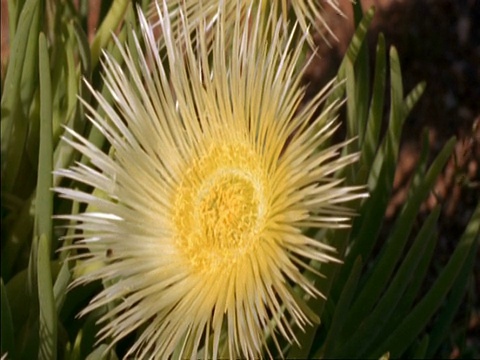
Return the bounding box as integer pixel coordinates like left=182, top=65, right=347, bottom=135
left=56, top=2, right=364, bottom=359
left=151, top=0, right=344, bottom=47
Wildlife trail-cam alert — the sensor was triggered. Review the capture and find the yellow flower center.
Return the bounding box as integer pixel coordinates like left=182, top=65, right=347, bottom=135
left=173, top=141, right=267, bottom=273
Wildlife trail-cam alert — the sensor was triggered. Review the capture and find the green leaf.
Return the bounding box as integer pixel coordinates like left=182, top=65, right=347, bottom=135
left=413, top=335, right=429, bottom=359
left=387, top=222, right=437, bottom=329
left=1, top=194, right=35, bottom=280
left=18, top=0, right=40, bottom=107
left=359, top=33, right=386, bottom=177
left=323, top=6, right=375, bottom=111
left=320, top=256, right=363, bottom=358
left=5, top=267, right=33, bottom=337
left=90, top=0, right=129, bottom=69
left=295, top=16, right=380, bottom=349
left=71, top=19, right=92, bottom=78
left=342, top=137, right=455, bottom=336
left=38, top=235, right=57, bottom=360
left=404, top=81, right=427, bottom=115
left=287, top=227, right=351, bottom=359
left=53, top=260, right=72, bottom=315
left=388, top=47, right=404, bottom=126
left=352, top=0, right=365, bottom=26
left=360, top=132, right=433, bottom=338
left=5, top=261, right=61, bottom=326
left=335, top=49, right=409, bottom=296
left=345, top=7, right=375, bottom=66
left=1, top=0, right=40, bottom=192
left=426, top=222, right=479, bottom=357
left=7, top=0, right=17, bottom=41
left=5, top=260, right=61, bottom=358
left=1, top=278, right=15, bottom=358
left=337, top=207, right=441, bottom=357
left=339, top=52, right=429, bottom=299
left=352, top=6, right=370, bottom=148
left=371, top=202, right=480, bottom=358
left=76, top=307, right=110, bottom=360
left=345, top=59, right=358, bottom=141
left=18, top=316, right=40, bottom=359
left=36, top=32, right=54, bottom=252
left=57, top=281, right=101, bottom=334
left=63, top=31, right=80, bottom=137
left=85, top=344, right=118, bottom=360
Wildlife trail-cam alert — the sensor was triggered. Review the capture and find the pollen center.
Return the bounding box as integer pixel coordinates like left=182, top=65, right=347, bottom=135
left=197, top=170, right=261, bottom=250
left=174, top=142, right=267, bottom=273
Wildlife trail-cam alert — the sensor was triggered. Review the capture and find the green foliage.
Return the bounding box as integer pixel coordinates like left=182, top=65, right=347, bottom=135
left=1, top=1, right=477, bottom=359
left=289, top=3, right=477, bottom=360
left=304, top=5, right=478, bottom=360
left=1, top=1, right=138, bottom=358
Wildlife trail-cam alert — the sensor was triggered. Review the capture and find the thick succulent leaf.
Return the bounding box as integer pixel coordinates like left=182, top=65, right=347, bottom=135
left=1, top=194, right=35, bottom=280
left=335, top=47, right=409, bottom=297
left=318, top=256, right=363, bottom=358
left=413, top=335, right=429, bottom=358
left=350, top=1, right=370, bottom=148
left=38, top=235, right=57, bottom=360
left=85, top=344, right=118, bottom=360
left=426, top=219, right=479, bottom=357
left=342, top=137, right=455, bottom=338
left=1, top=0, right=40, bottom=191
left=358, top=33, right=386, bottom=179
left=90, top=0, right=129, bottom=69
left=72, top=20, right=92, bottom=78
left=323, top=6, right=375, bottom=111
left=53, top=260, right=72, bottom=316
left=371, top=202, right=480, bottom=358
left=1, top=278, right=15, bottom=358
left=337, top=207, right=441, bottom=357
left=36, top=32, right=54, bottom=252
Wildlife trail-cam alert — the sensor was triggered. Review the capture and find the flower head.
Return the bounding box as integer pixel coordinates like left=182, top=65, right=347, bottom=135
left=57, top=2, right=363, bottom=358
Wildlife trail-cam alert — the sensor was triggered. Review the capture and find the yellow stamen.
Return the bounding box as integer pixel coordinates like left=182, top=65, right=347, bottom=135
left=174, top=141, right=267, bottom=273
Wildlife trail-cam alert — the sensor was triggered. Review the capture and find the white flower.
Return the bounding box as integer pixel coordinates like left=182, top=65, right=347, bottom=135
left=56, top=2, right=363, bottom=358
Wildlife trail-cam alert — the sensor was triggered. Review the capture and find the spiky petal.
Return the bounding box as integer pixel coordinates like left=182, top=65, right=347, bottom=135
left=56, top=2, right=364, bottom=359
